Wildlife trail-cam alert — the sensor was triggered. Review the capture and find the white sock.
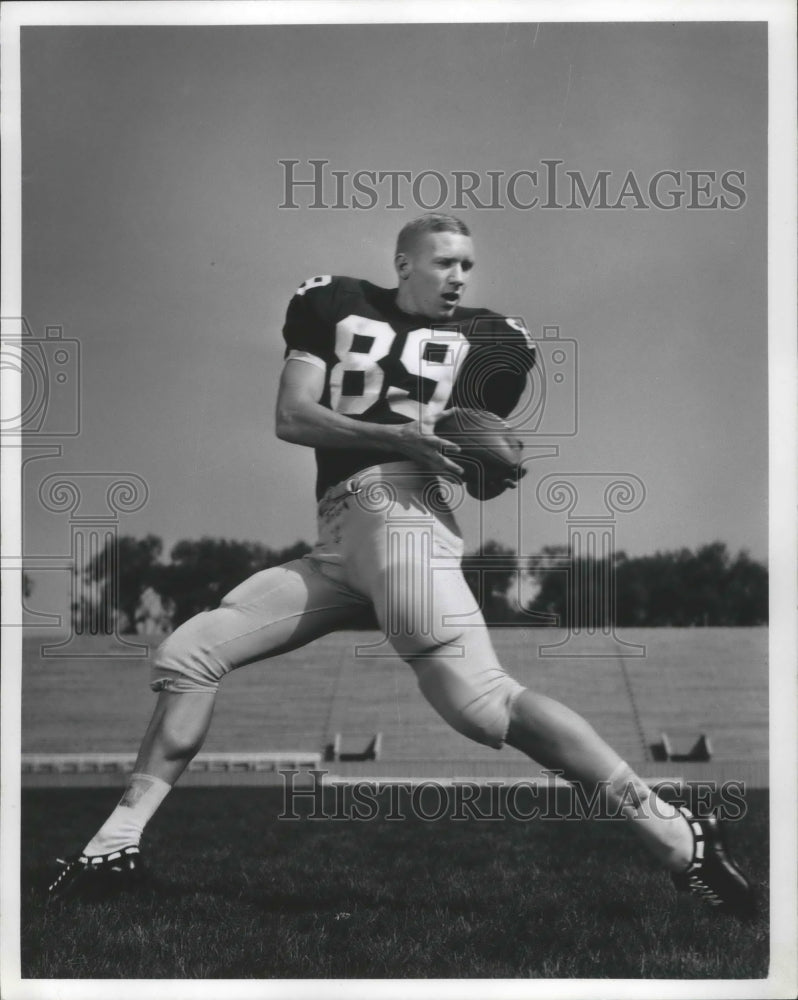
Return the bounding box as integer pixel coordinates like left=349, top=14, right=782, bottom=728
left=606, top=762, right=694, bottom=872
left=82, top=773, right=171, bottom=857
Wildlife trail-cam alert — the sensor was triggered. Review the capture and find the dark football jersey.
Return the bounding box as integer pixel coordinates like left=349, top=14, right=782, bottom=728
left=282, top=275, right=536, bottom=498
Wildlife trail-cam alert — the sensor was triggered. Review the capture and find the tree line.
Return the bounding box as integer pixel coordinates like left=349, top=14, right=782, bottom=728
left=525, top=541, right=767, bottom=628
left=69, top=535, right=767, bottom=634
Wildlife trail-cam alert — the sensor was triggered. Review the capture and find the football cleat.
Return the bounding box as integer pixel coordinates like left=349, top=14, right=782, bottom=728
left=670, top=806, right=756, bottom=918
left=47, top=845, right=145, bottom=902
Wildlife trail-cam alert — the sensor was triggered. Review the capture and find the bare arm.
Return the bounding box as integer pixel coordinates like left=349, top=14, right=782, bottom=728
left=275, top=358, right=462, bottom=475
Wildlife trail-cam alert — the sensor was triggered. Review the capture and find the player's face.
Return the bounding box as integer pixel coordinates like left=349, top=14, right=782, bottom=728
left=396, top=232, right=475, bottom=320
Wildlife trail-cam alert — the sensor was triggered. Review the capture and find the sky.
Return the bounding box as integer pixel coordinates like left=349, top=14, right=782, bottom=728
left=16, top=20, right=767, bottom=622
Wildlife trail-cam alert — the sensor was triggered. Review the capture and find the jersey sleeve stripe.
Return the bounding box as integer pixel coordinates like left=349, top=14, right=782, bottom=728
left=285, top=349, right=327, bottom=371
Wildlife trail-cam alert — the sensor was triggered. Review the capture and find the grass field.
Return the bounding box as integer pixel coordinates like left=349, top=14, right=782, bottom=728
left=22, top=785, right=769, bottom=980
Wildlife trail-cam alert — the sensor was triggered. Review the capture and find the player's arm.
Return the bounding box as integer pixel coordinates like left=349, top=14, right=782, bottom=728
left=451, top=317, right=536, bottom=419
left=275, top=358, right=463, bottom=475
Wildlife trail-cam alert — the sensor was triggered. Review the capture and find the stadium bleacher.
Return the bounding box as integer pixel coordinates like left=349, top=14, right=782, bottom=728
left=21, top=627, right=768, bottom=787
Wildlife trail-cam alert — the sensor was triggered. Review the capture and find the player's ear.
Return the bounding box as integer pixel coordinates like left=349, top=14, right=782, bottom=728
left=395, top=252, right=411, bottom=280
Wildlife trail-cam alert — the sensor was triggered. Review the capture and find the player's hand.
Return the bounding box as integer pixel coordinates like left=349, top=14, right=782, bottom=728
left=394, top=411, right=464, bottom=476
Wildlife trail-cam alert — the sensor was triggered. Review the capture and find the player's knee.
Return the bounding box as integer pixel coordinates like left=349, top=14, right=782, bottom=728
left=446, top=695, right=512, bottom=749
left=407, top=642, right=524, bottom=750
left=150, top=618, right=228, bottom=694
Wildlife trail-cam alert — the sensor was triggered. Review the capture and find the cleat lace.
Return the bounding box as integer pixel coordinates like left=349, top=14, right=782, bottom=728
left=48, top=846, right=143, bottom=899
left=687, top=875, right=721, bottom=904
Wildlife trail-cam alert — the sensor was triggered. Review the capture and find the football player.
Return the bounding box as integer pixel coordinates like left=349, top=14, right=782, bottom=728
left=49, top=214, right=754, bottom=917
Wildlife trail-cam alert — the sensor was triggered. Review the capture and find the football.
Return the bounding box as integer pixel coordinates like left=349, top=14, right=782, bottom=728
left=435, top=408, right=524, bottom=498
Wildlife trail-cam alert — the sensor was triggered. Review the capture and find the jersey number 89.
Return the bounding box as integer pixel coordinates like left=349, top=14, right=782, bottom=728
left=329, top=317, right=469, bottom=421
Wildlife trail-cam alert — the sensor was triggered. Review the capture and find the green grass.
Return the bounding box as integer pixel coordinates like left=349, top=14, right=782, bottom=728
left=22, top=786, right=769, bottom=979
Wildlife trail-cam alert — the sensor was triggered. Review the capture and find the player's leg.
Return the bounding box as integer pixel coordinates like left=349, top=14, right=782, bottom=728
left=77, top=692, right=216, bottom=858
left=390, top=557, right=752, bottom=912
left=91, top=559, right=366, bottom=842
left=504, top=690, right=690, bottom=867
left=504, top=689, right=755, bottom=915
left=130, top=690, right=216, bottom=787
left=351, top=498, right=697, bottom=874
left=50, top=559, right=366, bottom=896
left=131, top=559, right=367, bottom=784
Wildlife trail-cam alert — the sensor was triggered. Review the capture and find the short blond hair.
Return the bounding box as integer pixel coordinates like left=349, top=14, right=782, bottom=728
left=395, top=214, right=471, bottom=256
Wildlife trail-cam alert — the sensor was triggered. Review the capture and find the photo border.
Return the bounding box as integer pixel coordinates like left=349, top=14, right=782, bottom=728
left=2, top=2, right=795, bottom=999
